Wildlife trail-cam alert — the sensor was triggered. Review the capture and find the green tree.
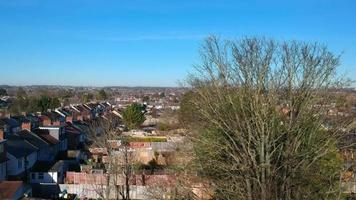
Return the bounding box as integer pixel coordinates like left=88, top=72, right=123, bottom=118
left=0, top=88, right=7, bottom=96
left=182, top=36, right=346, bottom=200
left=50, top=97, right=61, bottom=108
left=82, top=93, right=94, bottom=103
left=27, top=97, right=40, bottom=113
left=159, top=92, right=165, bottom=98
left=37, top=95, right=51, bottom=112
left=37, top=95, right=60, bottom=112
left=97, top=89, right=108, bottom=100
left=122, top=103, right=146, bottom=130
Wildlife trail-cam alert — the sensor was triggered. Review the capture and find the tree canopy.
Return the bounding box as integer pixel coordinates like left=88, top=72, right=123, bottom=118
left=122, top=103, right=146, bottom=130
left=97, top=89, right=108, bottom=100
left=180, top=36, right=346, bottom=200
left=9, top=95, right=61, bottom=114
left=0, top=88, right=7, bottom=96
left=81, top=93, right=94, bottom=103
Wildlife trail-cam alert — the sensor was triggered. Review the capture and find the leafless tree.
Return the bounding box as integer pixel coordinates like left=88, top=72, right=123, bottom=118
left=181, top=36, right=350, bottom=200
left=87, top=116, right=133, bottom=200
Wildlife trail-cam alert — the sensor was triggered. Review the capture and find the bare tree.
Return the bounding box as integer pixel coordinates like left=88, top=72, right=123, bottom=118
left=87, top=116, right=133, bottom=200
left=181, top=36, right=349, bottom=200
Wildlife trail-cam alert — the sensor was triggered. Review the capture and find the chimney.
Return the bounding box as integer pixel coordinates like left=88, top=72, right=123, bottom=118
left=0, top=129, right=4, bottom=140
left=42, top=117, right=52, bottom=126
left=66, top=116, right=73, bottom=123
left=21, top=122, right=31, bottom=131
left=77, top=115, right=83, bottom=121
left=53, top=121, right=60, bottom=126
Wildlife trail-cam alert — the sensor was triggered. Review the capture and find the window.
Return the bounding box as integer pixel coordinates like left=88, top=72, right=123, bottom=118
left=38, top=173, right=44, bottom=179
left=18, top=160, right=22, bottom=169
left=31, top=173, right=35, bottom=180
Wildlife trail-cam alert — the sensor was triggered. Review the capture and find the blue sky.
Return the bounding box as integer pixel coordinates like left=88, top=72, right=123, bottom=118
left=0, top=0, right=355, bottom=87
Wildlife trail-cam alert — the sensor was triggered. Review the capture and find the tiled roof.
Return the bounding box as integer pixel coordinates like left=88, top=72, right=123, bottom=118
left=25, top=114, right=40, bottom=123
left=33, top=129, right=59, bottom=145
left=11, top=115, right=30, bottom=124
left=38, top=134, right=59, bottom=145
left=6, top=134, right=38, bottom=158
left=0, top=118, right=20, bottom=128
left=31, top=160, right=65, bottom=172
left=65, top=122, right=82, bottom=135
left=17, top=130, right=49, bottom=149
left=0, top=181, right=23, bottom=199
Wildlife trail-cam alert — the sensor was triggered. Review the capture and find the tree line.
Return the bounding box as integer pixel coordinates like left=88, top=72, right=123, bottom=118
left=9, top=95, right=61, bottom=114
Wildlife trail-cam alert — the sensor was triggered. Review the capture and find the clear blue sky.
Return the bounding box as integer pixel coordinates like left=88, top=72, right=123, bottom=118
left=0, top=0, right=355, bottom=87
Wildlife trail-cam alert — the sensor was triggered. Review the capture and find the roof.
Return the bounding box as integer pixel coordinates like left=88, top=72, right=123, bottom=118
left=72, top=121, right=90, bottom=132
left=17, top=130, right=49, bottom=149
left=0, top=181, right=23, bottom=199
left=11, top=115, right=30, bottom=124
left=25, top=114, right=40, bottom=124
left=6, top=134, right=38, bottom=158
left=31, top=160, right=65, bottom=172
left=74, top=105, right=90, bottom=113
left=32, top=129, right=60, bottom=145
left=43, top=111, right=63, bottom=121
left=65, top=122, right=82, bottom=135
left=37, top=134, right=59, bottom=145
left=89, top=148, right=108, bottom=155
left=0, top=118, right=20, bottom=128
left=62, top=108, right=74, bottom=115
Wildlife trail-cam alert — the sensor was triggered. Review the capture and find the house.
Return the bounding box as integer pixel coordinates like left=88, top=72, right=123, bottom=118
left=83, top=103, right=98, bottom=117
left=38, top=126, right=67, bottom=152
left=65, top=122, right=85, bottom=150
left=30, top=160, right=68, bottom=184
left=24, top=114, right=40, bottom=131
left=0, top=118, right=21, bottom=135
left=0, top=129, right=7, bottom=181
left=0, top=181, right=32, bottom=200
left=40, top=112, right=65, bottom=126
left=55, top=108, right=74, bottom=123
left=72, top=120, right=90, bottom=134
left=71, top=105, right=92, bottom=121
left=64, top=107, right=81, bottom=122
left=11, top=115, right=32, bottom=131
left=0, top=99, right=9, bottom=109
left=6, top=134, right=38, bottom=179
left=32, top=129, right=60, bottom=159
left=18, top=130, right=54, bottom=162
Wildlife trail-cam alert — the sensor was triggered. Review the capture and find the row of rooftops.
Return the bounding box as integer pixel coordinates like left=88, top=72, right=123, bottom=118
left=0, top=102, right=111, bottom=164
left=1, top=120, right=94, bottom=160
left=0, top=102, right=114, bottom=199
left=0, top=101, right=112, bottom=132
